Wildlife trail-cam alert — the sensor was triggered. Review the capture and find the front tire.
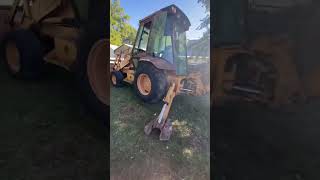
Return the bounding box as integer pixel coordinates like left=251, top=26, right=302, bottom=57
left=111, top=71, right=124, bottom=87
left=2, top=29, right=44, bottom=79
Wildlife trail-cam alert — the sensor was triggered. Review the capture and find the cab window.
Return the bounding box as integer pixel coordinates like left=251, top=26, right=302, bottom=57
left=133, top=21, right=151, bottom=54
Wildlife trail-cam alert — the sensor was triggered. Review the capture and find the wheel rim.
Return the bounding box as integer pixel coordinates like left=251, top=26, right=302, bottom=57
left=6, top=41, right=20, bottom=73
left=111, top=74, right=117, bottom=85
left=87, top=39, right=109, bottom=106
left=137, top=73, right=152, bottom=96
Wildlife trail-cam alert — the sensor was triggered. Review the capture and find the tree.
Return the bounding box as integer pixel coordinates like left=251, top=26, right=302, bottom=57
left=197, top=0, right=210, bottom=30
left=186, top=0, right=210, bottom=57
left=110, top=0, right=137, bottom=45
left=121, top=23, right=137, bottom=44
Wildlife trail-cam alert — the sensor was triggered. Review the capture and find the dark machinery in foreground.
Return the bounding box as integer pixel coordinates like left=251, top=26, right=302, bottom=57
left=1, top=0, right=108, bottom=120
left=212, top=0, right=320, bottom=107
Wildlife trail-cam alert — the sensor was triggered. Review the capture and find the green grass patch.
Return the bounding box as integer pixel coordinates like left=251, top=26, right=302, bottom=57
left=110, top=85, right=210, bottom=180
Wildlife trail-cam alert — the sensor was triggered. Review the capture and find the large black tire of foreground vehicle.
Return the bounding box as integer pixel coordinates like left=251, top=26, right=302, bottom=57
left=2, top=29, right=44, bottom=79
left=134, top=62, right=168, bottom=103
left=76, top=0, right=109, bottom=124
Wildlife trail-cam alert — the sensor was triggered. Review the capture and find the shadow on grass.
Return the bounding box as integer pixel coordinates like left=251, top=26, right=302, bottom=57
left=0, top=61, right=107, bottom=179
left=214, top=102, right=320, bottom=180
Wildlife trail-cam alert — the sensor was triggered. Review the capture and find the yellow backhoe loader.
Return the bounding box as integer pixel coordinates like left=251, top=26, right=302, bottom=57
left=1, top=0, right=108, bottom=121
left=111, top=5, right=210, bottom=140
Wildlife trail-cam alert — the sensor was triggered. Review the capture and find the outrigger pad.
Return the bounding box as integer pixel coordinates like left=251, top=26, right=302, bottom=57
left=144, top=118, right=173, bottom=141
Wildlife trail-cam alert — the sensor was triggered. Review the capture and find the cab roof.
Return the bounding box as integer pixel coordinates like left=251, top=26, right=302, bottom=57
left=139, top=4, right=191, bottom=31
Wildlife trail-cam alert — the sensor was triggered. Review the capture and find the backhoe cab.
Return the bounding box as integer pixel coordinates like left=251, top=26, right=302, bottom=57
left=112, top=5, right=209, bottom=140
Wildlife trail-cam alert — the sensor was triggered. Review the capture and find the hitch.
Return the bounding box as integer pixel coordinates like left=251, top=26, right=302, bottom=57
left=144, top=83, right=177, bottom=141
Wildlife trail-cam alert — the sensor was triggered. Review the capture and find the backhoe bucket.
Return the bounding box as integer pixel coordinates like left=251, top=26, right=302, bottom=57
left=144, top=117, right=173, bottom=141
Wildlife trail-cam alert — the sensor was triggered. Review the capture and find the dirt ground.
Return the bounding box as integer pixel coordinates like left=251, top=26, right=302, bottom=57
left=214, top=102, right=320, bottom=180
left=110, top=86, right=210, bottom=180
left=0, top=60, right=107, bottom=179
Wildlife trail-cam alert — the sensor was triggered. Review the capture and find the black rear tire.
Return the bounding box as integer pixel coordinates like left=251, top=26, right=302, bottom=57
left=75, top=0, right=109, bottom=123
left=2, top=29, right=44, bottom=79
left=76, top=32, right=108, bottom=123
left=134, top=62, right=168, bottom=103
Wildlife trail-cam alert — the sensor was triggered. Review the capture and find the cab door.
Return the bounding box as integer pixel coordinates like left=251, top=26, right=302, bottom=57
left=131, top=20, right=152, bottom=68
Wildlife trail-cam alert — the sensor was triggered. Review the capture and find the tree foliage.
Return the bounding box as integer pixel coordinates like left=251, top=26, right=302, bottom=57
left=187, top=0, right=210, bottom=57
left=110, top=0, right=137, bottom=45
left=197, top=0, right=210, bottom=30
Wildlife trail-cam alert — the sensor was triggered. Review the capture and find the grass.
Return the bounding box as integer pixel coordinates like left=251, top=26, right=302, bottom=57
left=0, top=56, right=210, bottom=179
left=0, top=61, right=107, bottom=179
left=110, top=85, right=210, bottom=180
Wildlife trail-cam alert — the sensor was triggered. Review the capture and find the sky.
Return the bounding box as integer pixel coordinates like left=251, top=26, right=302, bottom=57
left=120, top=0, right=208, bottom=40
